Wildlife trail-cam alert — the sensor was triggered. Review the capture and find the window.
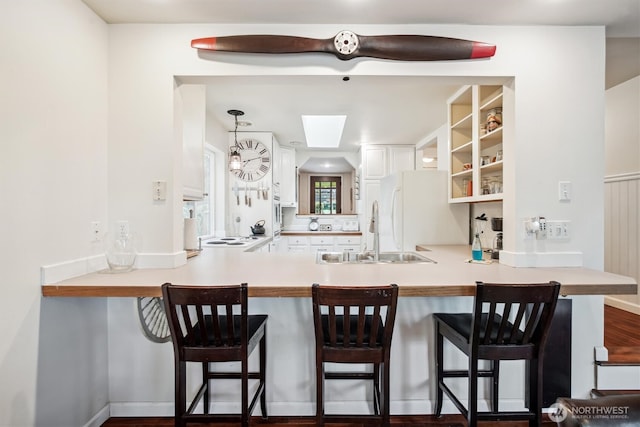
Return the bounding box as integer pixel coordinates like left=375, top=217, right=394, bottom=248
left=183, top=149, right=215, bottom=236
left=310, top=176, right=341, bottom=215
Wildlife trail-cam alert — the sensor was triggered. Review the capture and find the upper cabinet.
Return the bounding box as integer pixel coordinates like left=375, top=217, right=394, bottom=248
left=279, top=146, right=297, bottom=207
left=448, top=85, right=505, bottom=203
left=362, top=144, right=415, bottom=180
left=179, top=84, right=206, bottom=201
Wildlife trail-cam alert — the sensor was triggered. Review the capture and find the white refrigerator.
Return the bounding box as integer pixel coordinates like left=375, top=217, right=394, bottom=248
left=379, top=170, right=469, bottom=252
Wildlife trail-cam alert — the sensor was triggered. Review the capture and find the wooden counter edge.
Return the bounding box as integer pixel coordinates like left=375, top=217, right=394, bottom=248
left=41, top=282, right=636, bottom=298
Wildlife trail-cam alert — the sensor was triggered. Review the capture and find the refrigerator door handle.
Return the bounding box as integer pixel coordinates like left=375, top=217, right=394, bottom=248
left=391, top=187, right=400, bottom=250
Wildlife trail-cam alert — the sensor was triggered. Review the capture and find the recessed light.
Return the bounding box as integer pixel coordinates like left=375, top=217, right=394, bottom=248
left=422, top=157, right=435, bottom=163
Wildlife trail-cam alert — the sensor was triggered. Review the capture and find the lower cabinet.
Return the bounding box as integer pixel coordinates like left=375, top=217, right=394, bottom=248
left=284, top=235, right=362, bottom=253
left=286, top=236, right=310, bottom=253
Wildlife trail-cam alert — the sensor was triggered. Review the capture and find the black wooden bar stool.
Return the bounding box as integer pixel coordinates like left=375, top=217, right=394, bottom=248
left=433, top=281, right=560, bottom=427
left=312, top=283, right=399, bottom=427
left=162, top=282, right=267, bottom=427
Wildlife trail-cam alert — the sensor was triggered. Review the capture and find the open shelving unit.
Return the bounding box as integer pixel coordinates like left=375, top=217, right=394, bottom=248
left=448, top=85, right=505, bottom=203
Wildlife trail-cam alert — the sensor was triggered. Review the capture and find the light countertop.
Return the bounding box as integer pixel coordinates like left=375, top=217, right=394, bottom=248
left=42, top=246, right=636, bottom=298
left=281, top=230, right=362, bottom=236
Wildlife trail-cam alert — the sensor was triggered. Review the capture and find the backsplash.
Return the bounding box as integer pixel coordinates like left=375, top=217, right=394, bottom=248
left=282, top=208, right=359, bottom=231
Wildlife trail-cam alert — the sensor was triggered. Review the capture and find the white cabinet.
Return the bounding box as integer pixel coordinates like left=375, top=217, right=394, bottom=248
left=180, top=84, right=206, bottom=200
left=286, top=236, right=309, bottom=253
left=280, top=147, right=297, bottom=207
left=448, top=85, right=506, bottom=203
left=362, top=145, right=415, bottom=180
left=335, top=236, right=362, bottom=253
left=283, top=235, right=362, bottom=253
left=388, top=146, right=416, bottom=175
left=310, top=236, right=334, bottom=254
left=362, top=146, right=387, bottom=179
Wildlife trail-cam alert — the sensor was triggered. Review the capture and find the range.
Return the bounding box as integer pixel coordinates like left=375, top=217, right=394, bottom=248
left=201, top=236, right=261, bottom=248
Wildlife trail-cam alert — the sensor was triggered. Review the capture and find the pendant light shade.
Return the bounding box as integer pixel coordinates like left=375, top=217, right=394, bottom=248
left=228, top=109, right=244, bottom=171
left=229, top=149, right=242, bottom=171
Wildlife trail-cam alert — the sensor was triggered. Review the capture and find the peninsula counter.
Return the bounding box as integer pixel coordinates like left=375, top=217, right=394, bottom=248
left=40, top=245, right=637, bottom=417
left=42, top=245, right=636, bottom=298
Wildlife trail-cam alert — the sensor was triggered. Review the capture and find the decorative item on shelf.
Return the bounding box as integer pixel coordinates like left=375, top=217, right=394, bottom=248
left=496, top=150, right=503, bottom=161
left=228, top=109, right=244, bottom=171
left=481, top=156, right=491, bottom=166
left=463, top=162, right=472, bottom=170
left=486, top=108, right=502, bottom=132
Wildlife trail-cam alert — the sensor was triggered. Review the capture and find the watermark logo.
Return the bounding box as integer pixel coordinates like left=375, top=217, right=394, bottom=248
left=549, top=403, right=568, bottom=422
left=549, top=401, right=631, bottom=423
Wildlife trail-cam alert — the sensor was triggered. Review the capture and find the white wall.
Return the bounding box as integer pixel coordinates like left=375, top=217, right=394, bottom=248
left=103, top=23, right=608, bottom=411
left=0, top=10, right=614, bottom=423
left=605, top=76, right=640, bottom=175
left=0, top=1, right=110, bottom=426
left=604, top=76, right=640, bottom=311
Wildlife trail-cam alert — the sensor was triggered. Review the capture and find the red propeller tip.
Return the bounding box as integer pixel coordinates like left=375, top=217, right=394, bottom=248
left=470, top=42, right=496, bottom=59
left=191, top=37, right=217, bottom=49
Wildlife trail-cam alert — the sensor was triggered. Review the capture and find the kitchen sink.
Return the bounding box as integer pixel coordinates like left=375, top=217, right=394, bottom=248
left=317, top=251, right=436, bottom=264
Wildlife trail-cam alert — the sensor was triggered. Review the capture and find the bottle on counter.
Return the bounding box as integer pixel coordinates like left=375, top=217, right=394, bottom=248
left=472, top=233, right=483, bottom=261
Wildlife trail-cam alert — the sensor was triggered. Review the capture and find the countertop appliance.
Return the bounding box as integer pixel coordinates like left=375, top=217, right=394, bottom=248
left=201, top=236, right=262, bottom=248
left=379, top=170, right=469, bottom=252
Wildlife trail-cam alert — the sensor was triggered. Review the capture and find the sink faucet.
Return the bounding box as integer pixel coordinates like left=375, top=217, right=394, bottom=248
left=369, top=200, right=380, bottom=262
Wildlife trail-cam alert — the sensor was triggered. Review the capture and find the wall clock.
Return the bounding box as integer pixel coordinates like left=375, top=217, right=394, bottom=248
left=231, top=138, right=272, bottom=182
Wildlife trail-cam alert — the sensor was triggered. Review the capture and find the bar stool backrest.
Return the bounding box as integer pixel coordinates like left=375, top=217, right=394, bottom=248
left=162, top=283, right=248, bottom=362
left=472, top=281, right=561, bottom=360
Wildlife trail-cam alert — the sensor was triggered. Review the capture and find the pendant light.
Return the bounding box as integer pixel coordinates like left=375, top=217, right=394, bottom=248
left=228, top=109, right=244, bottom=171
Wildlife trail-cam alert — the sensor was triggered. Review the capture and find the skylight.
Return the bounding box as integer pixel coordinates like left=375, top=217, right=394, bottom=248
left=301, top=115, right=346, bottom=148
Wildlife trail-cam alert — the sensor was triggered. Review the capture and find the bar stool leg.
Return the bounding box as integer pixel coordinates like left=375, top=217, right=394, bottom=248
left=315, top=361, right=325, bottom=426
left=382, top=360, right=391, bottom=427
left=434, top=323, right=444, bottom=417
left=373, top=362, right=380, bottom=415
left=176, top=360, right=187, bottom=427
left=468, top=356, right=478, bottom=427
left=260, top=331, right=267, bottom=419
left=491, top=360, right=500, bottom=413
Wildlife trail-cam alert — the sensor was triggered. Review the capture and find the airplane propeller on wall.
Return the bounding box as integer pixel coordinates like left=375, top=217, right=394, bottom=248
left=191, top=30, right=496, bottom=61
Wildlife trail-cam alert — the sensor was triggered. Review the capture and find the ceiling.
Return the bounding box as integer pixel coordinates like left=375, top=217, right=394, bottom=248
left=83, top=0, right=640, bottom=169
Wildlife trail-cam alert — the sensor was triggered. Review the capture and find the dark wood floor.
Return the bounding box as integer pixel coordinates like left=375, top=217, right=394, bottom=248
left=102, top=305, right=640, bottom=427
left=604, top=304, right=640, bottom=364
left=101, top=414, right=555, bottom=426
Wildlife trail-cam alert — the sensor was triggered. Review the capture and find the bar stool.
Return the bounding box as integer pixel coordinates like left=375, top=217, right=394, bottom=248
left=162, top=282, right=267, bottom=427
left=433, top=281, right=560, bottom=427
left=312, top=283, right=399, bottom=426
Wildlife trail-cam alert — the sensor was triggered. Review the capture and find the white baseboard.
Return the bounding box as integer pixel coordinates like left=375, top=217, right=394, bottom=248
left=83, top=405, right=110, bottom=427
left=604, top=296, right=640, bottom=315
left=106, top=398, right=529, bottom=418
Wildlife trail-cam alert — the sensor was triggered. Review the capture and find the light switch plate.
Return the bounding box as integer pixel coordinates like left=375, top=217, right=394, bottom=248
left=559, top=181, right=571, bottom=201
left=153, top=180, right=167, bottom=201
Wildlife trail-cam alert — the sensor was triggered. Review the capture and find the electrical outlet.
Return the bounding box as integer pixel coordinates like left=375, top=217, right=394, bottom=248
left=538, top=217, right=547, bottom=239
left=90, top=221, right=101, bottom=242
left=546, top=220, right=570, bottom=240
left=117, top=220, right=130, bottom=239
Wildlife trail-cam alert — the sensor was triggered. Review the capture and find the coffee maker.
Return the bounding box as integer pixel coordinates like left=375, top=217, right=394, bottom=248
left=491, top=217, right=503, bottom=260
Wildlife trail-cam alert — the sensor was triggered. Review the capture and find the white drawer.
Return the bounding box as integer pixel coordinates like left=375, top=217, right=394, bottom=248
left=335, top=236, right=361, bottom=246
left=287, top=236, right=309, bottom=246
left=310, top=236, right=333, bottom=246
